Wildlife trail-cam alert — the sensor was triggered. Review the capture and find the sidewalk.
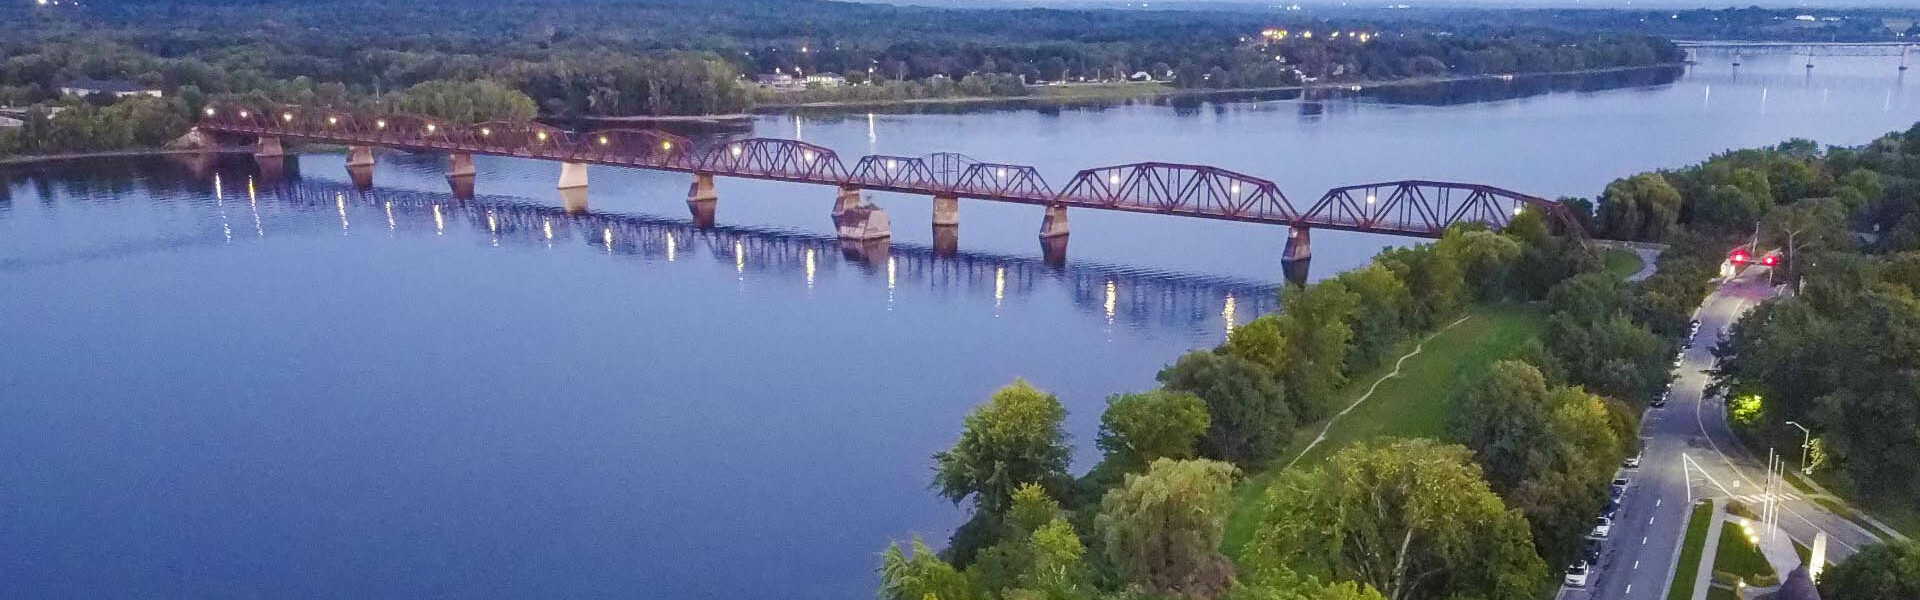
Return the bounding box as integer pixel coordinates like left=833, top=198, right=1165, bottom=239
left=1691, top=499, right=1727, bottom=600
left=1788, top=470, right=1911, bottom=542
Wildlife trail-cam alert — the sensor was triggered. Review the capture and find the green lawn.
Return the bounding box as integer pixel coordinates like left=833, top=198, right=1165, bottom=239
left=1713, top=521, right=1778, bottom=587
left=1667, top=502, right=1715, bottom=600
left=1222, top=305, right=1546, bottom=558
left=1704, top=586, right=1737, bottom=600
left=1603, top=248, right=1645, bottom=280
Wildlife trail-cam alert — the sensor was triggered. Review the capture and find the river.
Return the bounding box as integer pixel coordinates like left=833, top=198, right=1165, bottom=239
left=1, top=49, right=1915, bottom=600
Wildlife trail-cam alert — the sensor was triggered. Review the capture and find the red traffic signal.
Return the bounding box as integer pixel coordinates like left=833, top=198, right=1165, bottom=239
left=1730, top=249, right=1750, bottom=264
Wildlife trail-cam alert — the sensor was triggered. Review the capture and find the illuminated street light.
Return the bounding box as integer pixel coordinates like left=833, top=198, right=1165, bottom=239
left=204, top=107, right=216, bottom=117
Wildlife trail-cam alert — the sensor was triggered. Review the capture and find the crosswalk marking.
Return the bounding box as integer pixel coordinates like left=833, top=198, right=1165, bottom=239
left=1732, top=493, right=1802, bottom=503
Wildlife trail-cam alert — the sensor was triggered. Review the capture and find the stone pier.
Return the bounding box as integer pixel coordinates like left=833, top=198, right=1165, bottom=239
left=348, top=165, right=375, bottom=190
left=560, top=187, right=589, bottom=214
left=557, top=162, right=588, bottom=190
left=688, top=173, right=718, bottom=202
left=932, top=194, right=959, bottom=227
left=1039, top=204, right=1070, bottom=239
left=832, top=186, right=863, bottom=217
left=834, top=203, right=892, bottom=241
left=933, top=224, right=959, bottom=257
left=1282, top=226, right=1312, bottom=262
left=840, top=238, right=890, bottom=268
left=688, top=196, right=717, bottom=229
left=346, top=145, right=375, bottom=168
left=448, top=153, right=476, bottom=178
left=1040, top=235, right=1069, bottom=267
left=254, top=136, right=285, bottom=159
left=448, top=175, right=475, bottom=200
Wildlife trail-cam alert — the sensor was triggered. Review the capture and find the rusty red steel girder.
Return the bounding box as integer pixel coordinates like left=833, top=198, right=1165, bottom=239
left=198, top=103, right=1588, bottom=239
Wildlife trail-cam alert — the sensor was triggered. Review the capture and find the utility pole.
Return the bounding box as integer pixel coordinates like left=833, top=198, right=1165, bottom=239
left=1786, top=421, right=1812, bottom=474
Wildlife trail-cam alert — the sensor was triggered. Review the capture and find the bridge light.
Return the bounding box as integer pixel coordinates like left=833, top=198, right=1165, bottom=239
left=426, top=123, right=437, bottom=133
left=661, top=140, right=672, bottom=151
left=1513, top=205, right=1524, bottom=215
left=887, top=159, right=897, bottom=170
left=802, top=150, right=816, bottom=162
left=1231, top=183, right=1241, bottom=194
left=1108, top=173, right=1120, bottom=185
left=327, top=116, right=338, bottom=126
left=1366, top=193, right=1376, bottom=204
left=282, top=112, right=293, bottom=122
left=997, top=167, right=1007, bottom=179
left=536, top=131, right=547, bottom=141
left=730, top=144, right=742, bottom=157
left=376, top=119, right=387, bottom=129
left=480, top=127, right=491, bottom=137
left=204, top=107, right=216, bottom=117
left=238, top=110, right=250, bottom=118
left=598, top=135, right=609, bottom=145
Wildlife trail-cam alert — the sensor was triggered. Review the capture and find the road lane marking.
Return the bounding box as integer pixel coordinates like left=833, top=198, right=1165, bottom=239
left=1656, top=498, right=1662, bottom=507
left=1626, top=584, right=1633, bottom=595
left=1649, top=516, right=1656, bottom=525
left=1633, top=560, right=1640, bottom=570
left=1642, top=536, right=1648, bottom=545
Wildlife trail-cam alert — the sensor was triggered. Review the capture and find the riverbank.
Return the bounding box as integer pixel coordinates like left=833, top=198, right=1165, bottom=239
left=752, top=63, right=1685, bottom=113
left=0, top=147, right=251, bottom=167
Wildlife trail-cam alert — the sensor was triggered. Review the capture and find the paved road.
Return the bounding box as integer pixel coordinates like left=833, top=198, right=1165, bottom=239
left=1559, top=266, right=1882, bottom=600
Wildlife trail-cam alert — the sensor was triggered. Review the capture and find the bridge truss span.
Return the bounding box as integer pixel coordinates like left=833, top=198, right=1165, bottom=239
left=198, top=102, right=1593, bottom=241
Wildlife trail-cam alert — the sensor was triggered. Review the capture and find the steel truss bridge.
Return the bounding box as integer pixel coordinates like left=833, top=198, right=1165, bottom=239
left=198, top=103, right=1589, bottom=241
left=259, top=179, right=1279, bottom=332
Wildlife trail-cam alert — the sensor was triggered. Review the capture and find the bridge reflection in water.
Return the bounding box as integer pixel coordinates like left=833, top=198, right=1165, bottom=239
left=264, top=178, right=1281, bottom=335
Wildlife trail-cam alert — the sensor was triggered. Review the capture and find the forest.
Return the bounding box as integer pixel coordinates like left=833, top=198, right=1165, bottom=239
left=1, top=0, right=1681, bottom=158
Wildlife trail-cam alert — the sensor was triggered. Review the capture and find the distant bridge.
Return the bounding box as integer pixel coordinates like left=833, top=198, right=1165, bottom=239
left=196, top=103, right=1589, bottom=260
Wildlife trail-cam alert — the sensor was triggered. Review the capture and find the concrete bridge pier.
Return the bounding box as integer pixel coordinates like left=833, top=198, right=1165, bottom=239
left=840, top=238, right=890, bottom=268
left=832, top=186, right=863, bottom=217
left=834, top=203, right=891, bottom=241
left=448, top=174, right=476, bottom=200
left=933, top=224, right=959, bottom=257
left=448, top=153, right=476, bottom=178
left=1282, top=226, right=1312, bottom=262
left=348, top=165, right=375, bottom=191
left=560, top=186, right=589, bottom=214
left=687, top=172, right=718, bottom=227
left=254, top=136, right=285, bottom=159
left=1040, top=234, right=1068, bottom=268
left=557, top=161, right=588, bottom=190
left=346, top=145, right=375, bottom=168
left=932, top=194, right=959, bottom=227
left=1039, top=204, right=1070, bottom=239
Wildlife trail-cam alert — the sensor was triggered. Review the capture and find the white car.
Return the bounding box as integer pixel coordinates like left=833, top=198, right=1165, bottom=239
left=1590, top=517, right=1613, bottom=538
left=1564, top=561, right=1591, bottom=587
left=1624, top=452, right=1642, bottom=468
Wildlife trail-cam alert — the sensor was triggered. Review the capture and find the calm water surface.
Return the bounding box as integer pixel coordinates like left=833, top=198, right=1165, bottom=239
left=2, top=50, right=1916, bottom=600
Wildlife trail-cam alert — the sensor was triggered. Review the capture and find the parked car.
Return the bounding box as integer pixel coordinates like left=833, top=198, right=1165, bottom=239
left=1624, top=451, right=1642, bottom=468
left=1583, top=538, right=1603, bottom=563
left=1652, top=393, right=1668, bottom=409
left=1590, top=517, right=1613, bottom=539
left=1610, top=477, right=1631, bottom=499
left=1565, top=561, right=1591, bottom=587
left=1601, top=501, right=1620, bottom=520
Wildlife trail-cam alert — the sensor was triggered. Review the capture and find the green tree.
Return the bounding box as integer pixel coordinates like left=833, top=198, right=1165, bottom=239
left=880, top=537, right=977, bottom=600
left=1157, top=352, right=1292, bottom=467
left=1597, top=173, right=1683, bottom=241
left=1816, top=540, right=1920, bottom=600
left=933, top=380, right=1073, bottom=516
left=1269, top=281, right=1359, bottom=421
left=395, top=79, right=537, bottom=123
left=1096, top=458, right=1240, bottom=600
left=1097, top=390, right=1212, bottom=473
left=1245, top=439, right=1548, bottom=600
left=1331, top=264, right=1412, bottom=372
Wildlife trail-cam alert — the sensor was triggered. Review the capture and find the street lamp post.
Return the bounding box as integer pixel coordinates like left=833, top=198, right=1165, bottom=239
left=1785, top=421, right=1811, bottom=474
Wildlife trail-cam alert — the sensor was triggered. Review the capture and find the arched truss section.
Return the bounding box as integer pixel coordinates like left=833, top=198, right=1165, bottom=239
left=1303, top=180, right=1589, bottom=239
left=848, top=155, right=939, bottom=190
left=926, top=152, right=979, bottom=189
left=695, top=138, right=847, bottom=182
left=1058, top=162, right=1296, bottom=221
left=202, top=102, right=279, bottom=132
left=470, top=121, right=572, bottom=157
left=572, top=129, right=694, bottom=168
left=952, top=162, right=1053, bottom=201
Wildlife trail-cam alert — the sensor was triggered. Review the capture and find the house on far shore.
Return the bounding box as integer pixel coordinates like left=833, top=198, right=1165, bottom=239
left=59, top=79, right=163, bottom=99
left=804, top=73, right=846, bottom=87
left=753, top=73, right=795, bottom=87
left=0, top=116, right=23, bottom=128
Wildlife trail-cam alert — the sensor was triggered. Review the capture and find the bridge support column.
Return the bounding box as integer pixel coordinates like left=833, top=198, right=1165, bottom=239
left=832, top=186, right=863, bottom=217
left=346, top=145, right=375, bottom=168
left=688, top=196, right=717, bottom=229
left=448, top=174, right=476, bottom=200
left=448, top=153, right=476, bottom=178
left=1282, top=226, right=1312, bottom=262
left=834, top=203, right=891, bottom=241
left=348, top=165, right=375, bottom=191
left=1040, top=235, right=1068, bottom=268
left=688, top=172, right=717, bottom=202
left=560, top=187, right=589, bottom=214
left=254, top=136, right=285, bottom=159
left=1038, top=204, right=1069, bottom=239
left=932, top=194, right=959, bottom=227
left=840, top=238, right=890, bottom=268
left=933, top=224, right=959, bottom=257
left=557, top=161, right=588, bottom=190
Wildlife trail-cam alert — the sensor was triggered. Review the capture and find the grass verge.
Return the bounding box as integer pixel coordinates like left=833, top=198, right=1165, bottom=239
left=1603, top=248, right=1645, bottom=279
left=1667, top=502, right=1715, bottom=600
left=1222, top=304, right=1545, bottom=558
left=1712, top=521, right=1778, bottom=587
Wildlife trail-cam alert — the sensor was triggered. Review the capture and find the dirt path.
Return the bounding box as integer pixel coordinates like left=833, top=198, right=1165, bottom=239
left=1281, top=314, right=1474, bottom=470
